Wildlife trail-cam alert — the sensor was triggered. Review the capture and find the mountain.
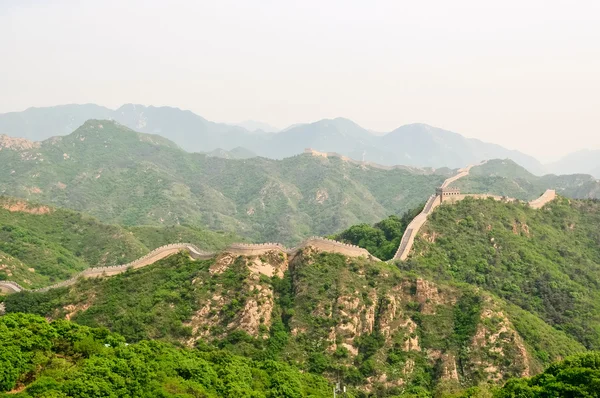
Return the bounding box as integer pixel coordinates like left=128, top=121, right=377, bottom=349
left=0, top=120, right=451, bottom=244
left=453, top=159, right=600, bottom=200
left=256, top=117, right=394, bottom=162
left=407, top=196, right=600, bottom=350
left=546, top=149, right=600, bottom=179
left=232, top=120, right=279, bottom=133
left=0, top=104, right=547, bottom=173
left=1, top=121, right=597, bottom=245
left=2, top=187, right=600, bottom=395
left=0, top=104, right=113, bottom=141
left=381, top=124, right=546, bottom=175
left=0, top=196, right=239, bottom=288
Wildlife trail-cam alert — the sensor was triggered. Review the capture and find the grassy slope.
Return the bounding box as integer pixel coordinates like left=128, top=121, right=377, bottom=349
left=0, top=197, right=239, bottom=288
left=405, top=196, right=600, bottom=349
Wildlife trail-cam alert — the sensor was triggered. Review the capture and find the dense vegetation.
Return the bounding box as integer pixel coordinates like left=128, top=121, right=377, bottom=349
left=332, top=208, right=422, bottom=260
left=455, top=159, right=600, bottom=200
left=0, top=312, right=331, bottom=397
left=0, top=312, right=597, bottom=398
left=458, top=351, right=600, bottom=397
left=405, top=196, right=600, bottom=350
left=3, top=249, right=586, bottom=395
left=0, top=196, right=238, bottom=288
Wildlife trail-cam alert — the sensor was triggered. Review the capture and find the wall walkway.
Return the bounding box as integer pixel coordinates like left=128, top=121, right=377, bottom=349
left=0, top=238, right=379, bottom=295
left=392, top=161, right=555, bottom=261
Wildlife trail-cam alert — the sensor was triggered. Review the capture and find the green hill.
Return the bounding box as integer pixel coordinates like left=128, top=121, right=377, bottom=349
left=2, top=121, right=598, bottom=245
left=0, top=196, right=239, bottom=288
left=405, top=196, right=600, bottom=349
left=3, top=248, right=585, bottom=395
left=460, top=351, right=600, bottom=397
left=453, top=159, right=600, bottom=200
left=0, top=120, right=450, bottom=244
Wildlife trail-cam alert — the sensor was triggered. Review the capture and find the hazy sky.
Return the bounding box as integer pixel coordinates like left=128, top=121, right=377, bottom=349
left=1, top=0, right=599, bottom=162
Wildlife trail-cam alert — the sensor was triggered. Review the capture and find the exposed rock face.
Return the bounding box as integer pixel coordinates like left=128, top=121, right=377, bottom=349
left=467, top=299, right=531, bottom=381
left=0, top=135, right=40, bottom=151
left=185, top=250, right=287, bottom=345
left=1, top=199, right=51, bottom=214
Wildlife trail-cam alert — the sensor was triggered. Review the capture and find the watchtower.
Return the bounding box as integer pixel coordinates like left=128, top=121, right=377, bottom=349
left=435, top=186, right=461, bottom=203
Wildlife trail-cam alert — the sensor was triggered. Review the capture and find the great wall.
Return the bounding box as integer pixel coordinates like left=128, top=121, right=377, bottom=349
left=0, top=160, right=557, bottom=295
left=0, top=237, right=376, bottom=294
left=392, top=161, right=556, bottom=260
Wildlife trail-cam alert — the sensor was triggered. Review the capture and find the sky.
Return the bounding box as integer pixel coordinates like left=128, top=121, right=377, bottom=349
left=1, top=0, right=599, bottom=162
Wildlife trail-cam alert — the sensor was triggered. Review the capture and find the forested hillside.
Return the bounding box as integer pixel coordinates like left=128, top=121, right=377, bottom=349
left=2, top=121, right=597, bottom=245
left=406, top=197, right=600, bottom=349
left=3, top=246, right=585, bottom=395
left=0, top=313, right=331, bottom=397
left=0, top=196, right=238, bottom=288
left=0, top=120, right=449, bottom=244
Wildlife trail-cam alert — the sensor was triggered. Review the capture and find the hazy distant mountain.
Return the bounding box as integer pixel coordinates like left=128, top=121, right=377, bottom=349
left=256, top=117, right=389, bottom=160
left=380, top=124, right=547, bottom=175
left=0, top=104, right=546, bottom=173
left=546, top=149, right=600, bottom=179
left=111, top=104, right=259, bottom=152
left=0, top=104, right=112, bottom=141
left=232, top=120, right=279, bottom=133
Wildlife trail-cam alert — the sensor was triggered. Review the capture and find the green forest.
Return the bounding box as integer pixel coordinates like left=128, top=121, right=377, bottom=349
left=2, top=175, right=600, bottom=396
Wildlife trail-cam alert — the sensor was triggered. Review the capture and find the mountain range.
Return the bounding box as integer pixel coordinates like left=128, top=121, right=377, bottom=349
left=546, top=149, right=600, bottom=179
left=1, top=120, right=598, bottom=246
left=0, top=104, right=549, bottom=174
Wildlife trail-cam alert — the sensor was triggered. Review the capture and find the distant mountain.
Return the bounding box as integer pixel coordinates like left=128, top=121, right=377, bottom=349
left=0, top=104, right=113, bottom=141
left=232, top=120, right=279, bottom=133
left=0, top=120, right=451, bottom=244
left=0, top=104, right=547, bottom=173
left=381, top=124, right=546, bottom=175
left=1, top=121, right=596, bottom=245
left=546, top=149, right=600, bottom=179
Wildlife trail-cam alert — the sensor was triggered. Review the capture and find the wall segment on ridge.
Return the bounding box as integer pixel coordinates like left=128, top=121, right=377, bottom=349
left=0, top=158, right=558, bottom=295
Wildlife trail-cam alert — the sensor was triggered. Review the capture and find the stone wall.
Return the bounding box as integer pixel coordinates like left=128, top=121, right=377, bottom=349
left=0, top=167, right=558, bottom=295
left=225, top=243, right=286, bottom=256
left=292, top=237, right=379, bottom=260
left=0, top=281, right=24, bottom=294
left=529, top=189, right=556, bottom=209
left=394, top=194, right=440, bottom=260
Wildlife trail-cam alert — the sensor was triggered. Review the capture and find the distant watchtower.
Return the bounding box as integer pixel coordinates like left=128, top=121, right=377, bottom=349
left=436, top=186, right=461, bottom=203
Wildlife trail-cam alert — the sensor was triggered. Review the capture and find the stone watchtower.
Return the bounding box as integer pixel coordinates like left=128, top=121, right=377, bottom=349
left=435, top=186, right=461, bottom=203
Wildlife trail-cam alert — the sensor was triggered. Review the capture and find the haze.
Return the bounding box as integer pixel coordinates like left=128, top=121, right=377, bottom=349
left=1, top=0, right=599, bottom=162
